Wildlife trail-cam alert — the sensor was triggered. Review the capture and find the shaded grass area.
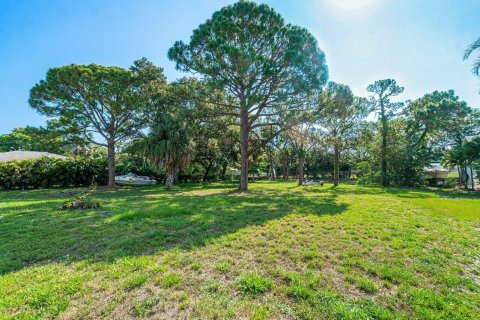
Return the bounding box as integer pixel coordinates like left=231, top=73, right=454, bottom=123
left=0, top=181, right=479, bottom=319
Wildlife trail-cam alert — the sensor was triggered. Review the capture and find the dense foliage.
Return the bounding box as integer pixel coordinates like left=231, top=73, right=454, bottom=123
left=29, top=60, right=166, bottom=187
left=0, top=157, right=165, bottom=190
left=0, top=121, right=86, bottom=154
left=4, top=1, right=475, bottom=190
left=168, top=1, right=328, bottom=190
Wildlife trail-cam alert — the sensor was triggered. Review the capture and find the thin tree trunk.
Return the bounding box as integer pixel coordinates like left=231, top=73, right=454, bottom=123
left=334, top=143, right=340, bottom=186
left=380, top=103, right=389, bottom=187
left=239, top=113, right=249, bottom=191
left=173, top=163, right=179, bottom=183
left=268, top=149, right=276, bottom=181
left=166, top=165, right=174, bottom=190
left=221, top=162, right=228, bottom=180
left=283, top=158, right=289, bottom=180
left=203, top=161, right=212, bottom=182
left=470, top=167, right=475, bottom=190
left=297, top=152, right=304, bottom=186
left=107, top=140, right=116, bottom=188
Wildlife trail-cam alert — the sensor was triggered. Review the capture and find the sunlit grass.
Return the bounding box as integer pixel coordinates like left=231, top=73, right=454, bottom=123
left=0, top=181, right=479, bottom=319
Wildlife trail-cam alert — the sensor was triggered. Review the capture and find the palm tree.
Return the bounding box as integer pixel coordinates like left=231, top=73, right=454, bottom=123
left=145, top=114, right=191, bottom=190
left=464, top=37, right=480, bottom=76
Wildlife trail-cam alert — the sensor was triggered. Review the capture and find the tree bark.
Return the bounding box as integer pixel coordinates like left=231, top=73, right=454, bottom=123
left=239, top=113, right=249, bottom=191
left=221, top=162, right=228, bottom=180
left=297, top=152, right=304, bottom=186
left=283, top=158, right=289, bottom=180
left=166, top=164, right=174, bottom=190
left=334, top=143, right=340, bottom=186
left=173, top=164, right=179, bottom=183
left=203, top=161, right=212, bottom=182
left=380, top=102, right=389, bottom=187
left=268, top=149, right=276, bottom=181
left=107, top=140, right=116, bottom=188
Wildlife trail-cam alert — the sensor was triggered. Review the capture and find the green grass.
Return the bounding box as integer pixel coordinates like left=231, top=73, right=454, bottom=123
left=155, top=272, right=182, bottom=288
left=122, top=273, right=149, bottom=291
left=238, top=273, right=273, bottom=296
left=0, top=181, right=479, bottom=319
left=133, top=297, right=158, bottom=317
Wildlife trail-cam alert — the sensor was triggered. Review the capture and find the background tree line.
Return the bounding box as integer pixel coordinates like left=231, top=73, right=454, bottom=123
left=2, top=1, right=479, bottom=190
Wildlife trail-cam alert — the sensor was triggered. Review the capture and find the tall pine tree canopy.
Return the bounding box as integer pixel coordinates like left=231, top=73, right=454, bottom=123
left=168, top=0, right=328, bottom=190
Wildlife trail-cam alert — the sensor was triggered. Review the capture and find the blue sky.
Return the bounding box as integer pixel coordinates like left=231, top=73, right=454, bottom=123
left=1, top=0, right=479, bottom=134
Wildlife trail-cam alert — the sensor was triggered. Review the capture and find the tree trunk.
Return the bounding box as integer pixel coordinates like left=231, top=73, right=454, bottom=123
left=239, top=113, right=249, bottom=191
left=203, top=161, right=212, bottom=182
left=221, top=162, right=228, bottom=180
left=283, top=158, right=289, bottom=180
left=173, top=164, right=179, bottom=183
left=470, top=167, right=475, bottom=190
left=380, top=103, right=389, bottom=187
left=268, top=149, right=276, bottom=181
left=166, top=165, right=174, bottom=191
left=297, top=152, right=304, bottom=186
left=334, top=143, right=340, bottom=186
left=107, top=140, right=116, bottom=188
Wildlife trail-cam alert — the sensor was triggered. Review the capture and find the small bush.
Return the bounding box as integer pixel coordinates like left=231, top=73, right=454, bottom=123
left=61, top=194, right=101, bottom=211
left=0, top=156, right=165, bottom=190
left=238, top=273, right=272, bottom=296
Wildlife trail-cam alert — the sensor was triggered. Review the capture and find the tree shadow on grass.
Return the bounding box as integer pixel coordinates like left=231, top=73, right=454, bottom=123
left=0, top=183, right=348, bottom=274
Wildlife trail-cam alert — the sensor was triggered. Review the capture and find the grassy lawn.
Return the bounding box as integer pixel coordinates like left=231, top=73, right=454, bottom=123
left=1, top=181, right=479, bottom=319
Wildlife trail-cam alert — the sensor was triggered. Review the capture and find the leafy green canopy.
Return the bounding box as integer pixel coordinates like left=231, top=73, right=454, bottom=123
left=0, top=122, right=72, bottom=154
left=29, top=63, right=162, bottom=147
left=443, top=137, right=480, bottom=169
left=367, top=79, right=404, bottom=118
left=168, top=1, right=328, bottom=190
left=145, top=114, right=191, bottom=173
left=404, top=90, right=476, bottom=149
left=169, top=1, right=327, bottom=107
left=464, top=37, right=480, bottom=76
left=318, top=82, right=370, bottom=185
left=367, top=79, right=404, bottom=186
left=319, top=82, right=371, bottom=142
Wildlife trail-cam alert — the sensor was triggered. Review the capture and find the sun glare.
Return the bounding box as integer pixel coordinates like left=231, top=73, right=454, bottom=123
left=324, top=0, right=382, bottom=19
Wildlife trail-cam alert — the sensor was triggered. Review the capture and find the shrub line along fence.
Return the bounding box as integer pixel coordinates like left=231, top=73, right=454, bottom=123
left=0, top=157, right=166, bottom=190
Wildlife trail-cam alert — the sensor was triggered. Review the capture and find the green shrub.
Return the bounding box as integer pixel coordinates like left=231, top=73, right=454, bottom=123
left=61, top=194, right=101, bottom=211
left=0, top=157, right=108, bottom=189
left=0, top=156, right=166, bottom=189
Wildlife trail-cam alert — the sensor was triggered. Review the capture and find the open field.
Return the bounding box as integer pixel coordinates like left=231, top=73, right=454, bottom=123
left=1, top=182, right=479, bottom=319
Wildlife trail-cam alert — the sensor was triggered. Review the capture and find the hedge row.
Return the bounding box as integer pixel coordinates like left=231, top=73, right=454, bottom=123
left=0, top=157, right=166, bottom=190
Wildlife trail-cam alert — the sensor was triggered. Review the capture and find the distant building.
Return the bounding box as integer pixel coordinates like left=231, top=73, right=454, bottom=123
left=0, top=151, right=67, bottom=162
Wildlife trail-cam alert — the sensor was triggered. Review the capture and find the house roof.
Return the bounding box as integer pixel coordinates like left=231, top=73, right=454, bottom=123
left=0, top=151, right=67, bottom=162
